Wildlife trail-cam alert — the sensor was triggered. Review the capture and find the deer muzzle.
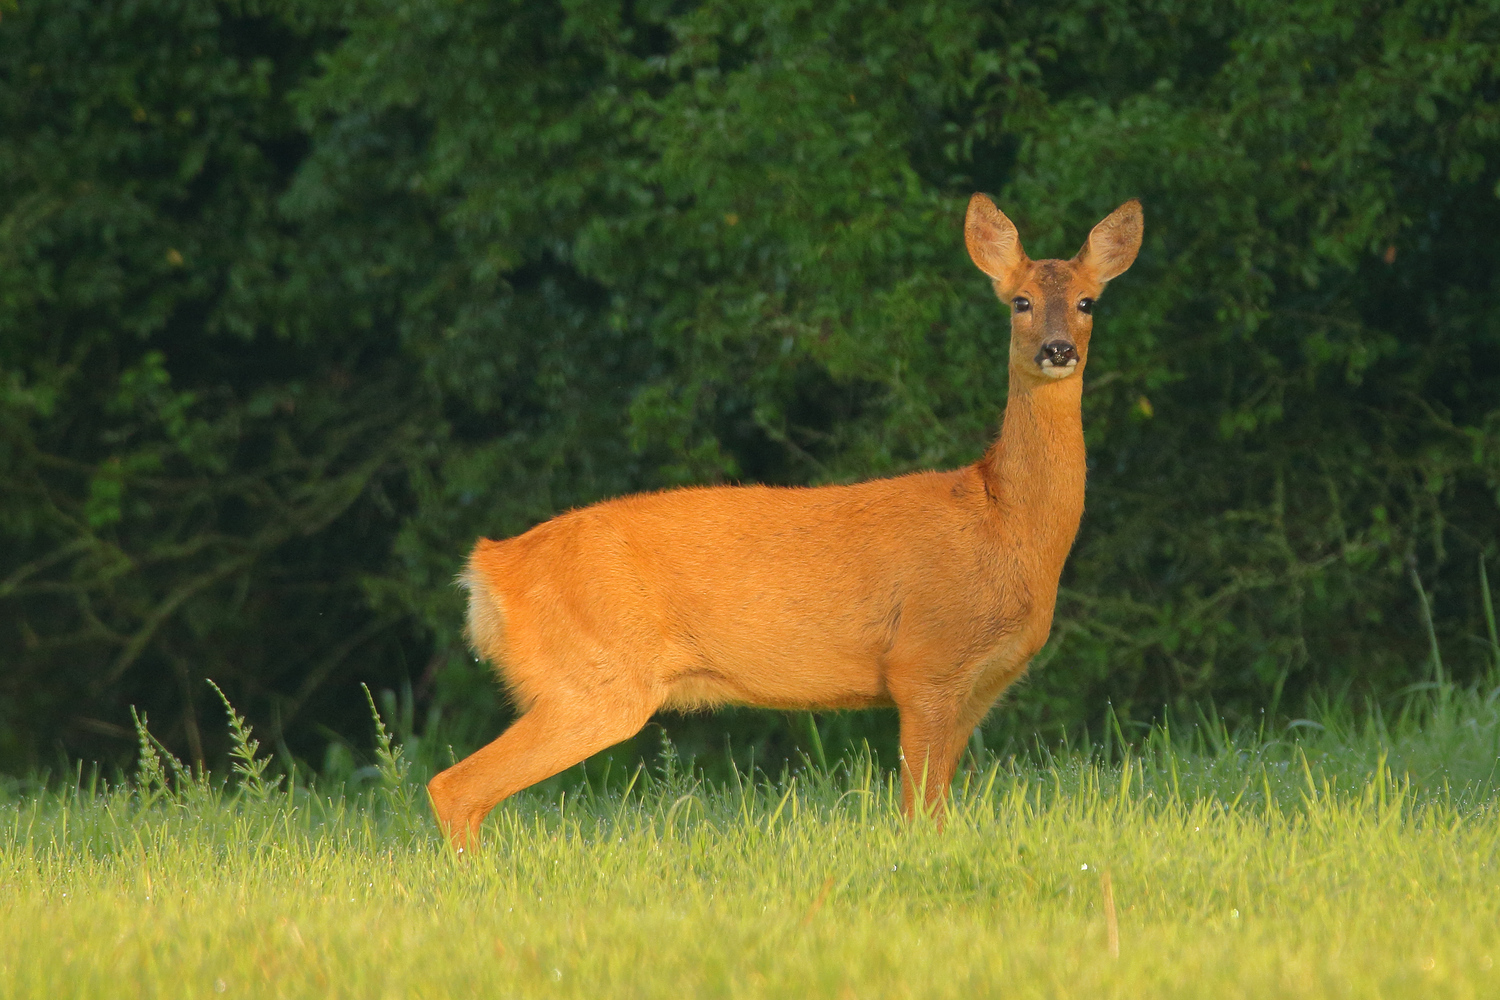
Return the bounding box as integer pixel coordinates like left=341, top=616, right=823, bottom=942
left=1035, top=340, right=1079, bottom=378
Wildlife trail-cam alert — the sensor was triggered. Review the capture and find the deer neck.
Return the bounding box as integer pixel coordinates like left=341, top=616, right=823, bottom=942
left=978, top=373, right=1087, bottom=571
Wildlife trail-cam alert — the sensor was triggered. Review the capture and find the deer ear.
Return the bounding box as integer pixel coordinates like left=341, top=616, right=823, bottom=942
left=965, top=194, right=1028, bottom=294
left=1076, top=199, right=1143, bottom=283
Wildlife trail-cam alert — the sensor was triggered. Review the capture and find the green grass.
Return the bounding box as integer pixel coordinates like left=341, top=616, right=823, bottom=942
left=3, top=679, right=1500, bottom=999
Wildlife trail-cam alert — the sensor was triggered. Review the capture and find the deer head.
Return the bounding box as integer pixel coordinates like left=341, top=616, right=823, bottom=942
left=965, top=195, right=1143, bottom=382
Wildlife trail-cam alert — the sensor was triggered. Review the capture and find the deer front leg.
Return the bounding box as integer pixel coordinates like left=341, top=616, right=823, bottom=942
left=893, top=647, right=1038, bottom=823
left=894, top=694, right=972, bottom=823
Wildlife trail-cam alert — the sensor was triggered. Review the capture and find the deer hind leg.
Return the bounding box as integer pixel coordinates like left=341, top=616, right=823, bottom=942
left=427, top=687, right=657, bottom=851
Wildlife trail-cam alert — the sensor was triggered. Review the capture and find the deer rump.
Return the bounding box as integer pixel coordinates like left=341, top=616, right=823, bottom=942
left=462, top=466, right=1036, bottom=720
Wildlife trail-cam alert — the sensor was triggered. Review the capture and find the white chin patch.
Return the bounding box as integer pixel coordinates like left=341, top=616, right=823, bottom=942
left=1039, top=360, right=1078, bottom=379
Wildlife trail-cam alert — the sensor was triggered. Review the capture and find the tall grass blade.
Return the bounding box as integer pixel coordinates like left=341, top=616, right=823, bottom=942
left=1407, top=556, right=1444, bottom=686
left=1102, top=868, right=1120, bottom=960
left=207, top=679, right=280, bottom=802
left=1481, top=553, right=1499, bottom=672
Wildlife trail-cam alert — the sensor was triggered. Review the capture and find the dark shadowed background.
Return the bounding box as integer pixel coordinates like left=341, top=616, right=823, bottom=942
left=2, top=0, right=1498, bottom=779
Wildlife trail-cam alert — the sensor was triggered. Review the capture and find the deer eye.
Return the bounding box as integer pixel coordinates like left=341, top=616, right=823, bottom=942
left=1012, top=297, right=1031, bottom=313
left=1077, top=297, right=1094, bottom=314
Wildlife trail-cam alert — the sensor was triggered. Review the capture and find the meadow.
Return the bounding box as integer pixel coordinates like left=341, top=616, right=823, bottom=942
left=3, top=680, right=1499, bottom=1000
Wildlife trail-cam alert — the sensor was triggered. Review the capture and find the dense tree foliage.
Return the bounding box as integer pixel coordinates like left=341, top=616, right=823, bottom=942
left=2, top=0, right=1498, bottom=774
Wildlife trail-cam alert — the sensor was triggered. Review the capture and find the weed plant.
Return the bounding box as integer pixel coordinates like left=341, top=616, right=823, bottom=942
left=2, top=674, right=1499, bottom=999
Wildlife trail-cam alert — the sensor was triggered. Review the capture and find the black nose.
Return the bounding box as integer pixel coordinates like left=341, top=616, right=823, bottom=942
left=1036, top=340, right=1078, bottom=367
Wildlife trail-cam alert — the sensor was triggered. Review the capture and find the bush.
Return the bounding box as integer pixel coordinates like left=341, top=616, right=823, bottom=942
left=2, top=0, right=1498, bottom=773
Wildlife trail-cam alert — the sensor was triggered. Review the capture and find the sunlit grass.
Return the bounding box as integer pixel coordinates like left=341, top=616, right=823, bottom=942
left=3, top=678, right=1499, bottom=999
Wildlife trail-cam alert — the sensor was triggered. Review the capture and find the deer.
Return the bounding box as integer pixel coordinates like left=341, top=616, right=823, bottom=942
left=427, top=193, right=1143, bottom=850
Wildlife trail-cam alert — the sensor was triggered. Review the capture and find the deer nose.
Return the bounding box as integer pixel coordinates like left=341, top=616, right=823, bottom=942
left=1035, top=340, right=1079, bottom=374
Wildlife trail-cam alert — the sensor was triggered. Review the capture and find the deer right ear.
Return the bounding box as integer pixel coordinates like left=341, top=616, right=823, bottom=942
left=965, top=194, right=1028, bottom=295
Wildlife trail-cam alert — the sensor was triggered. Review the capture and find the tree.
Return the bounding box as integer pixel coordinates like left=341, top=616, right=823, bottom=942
left=2, top=0, right=1497, bottom=774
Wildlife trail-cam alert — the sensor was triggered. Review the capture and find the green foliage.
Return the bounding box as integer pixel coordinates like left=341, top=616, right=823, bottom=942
left=1, top=0, right=1498, bottom=774
left=0, top=0, right=436, bottom=771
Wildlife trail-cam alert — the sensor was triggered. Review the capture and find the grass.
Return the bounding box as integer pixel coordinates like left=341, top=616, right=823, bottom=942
left=2, top=677, right=1500, bottom=999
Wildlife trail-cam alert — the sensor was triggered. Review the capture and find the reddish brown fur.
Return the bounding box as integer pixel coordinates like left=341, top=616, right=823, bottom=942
left=428, top=194, right=1143, bottom=850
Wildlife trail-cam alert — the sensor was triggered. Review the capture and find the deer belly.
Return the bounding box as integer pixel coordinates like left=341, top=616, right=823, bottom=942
left=662, top=639, right=891, bottom=712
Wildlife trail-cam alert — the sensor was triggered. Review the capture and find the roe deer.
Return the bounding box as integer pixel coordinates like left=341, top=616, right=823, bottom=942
left=428, top=194, right=1143, bottom=849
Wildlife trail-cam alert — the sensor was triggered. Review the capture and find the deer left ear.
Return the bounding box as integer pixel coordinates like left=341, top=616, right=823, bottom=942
left=1076, top=199, right=1143, bottom=283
